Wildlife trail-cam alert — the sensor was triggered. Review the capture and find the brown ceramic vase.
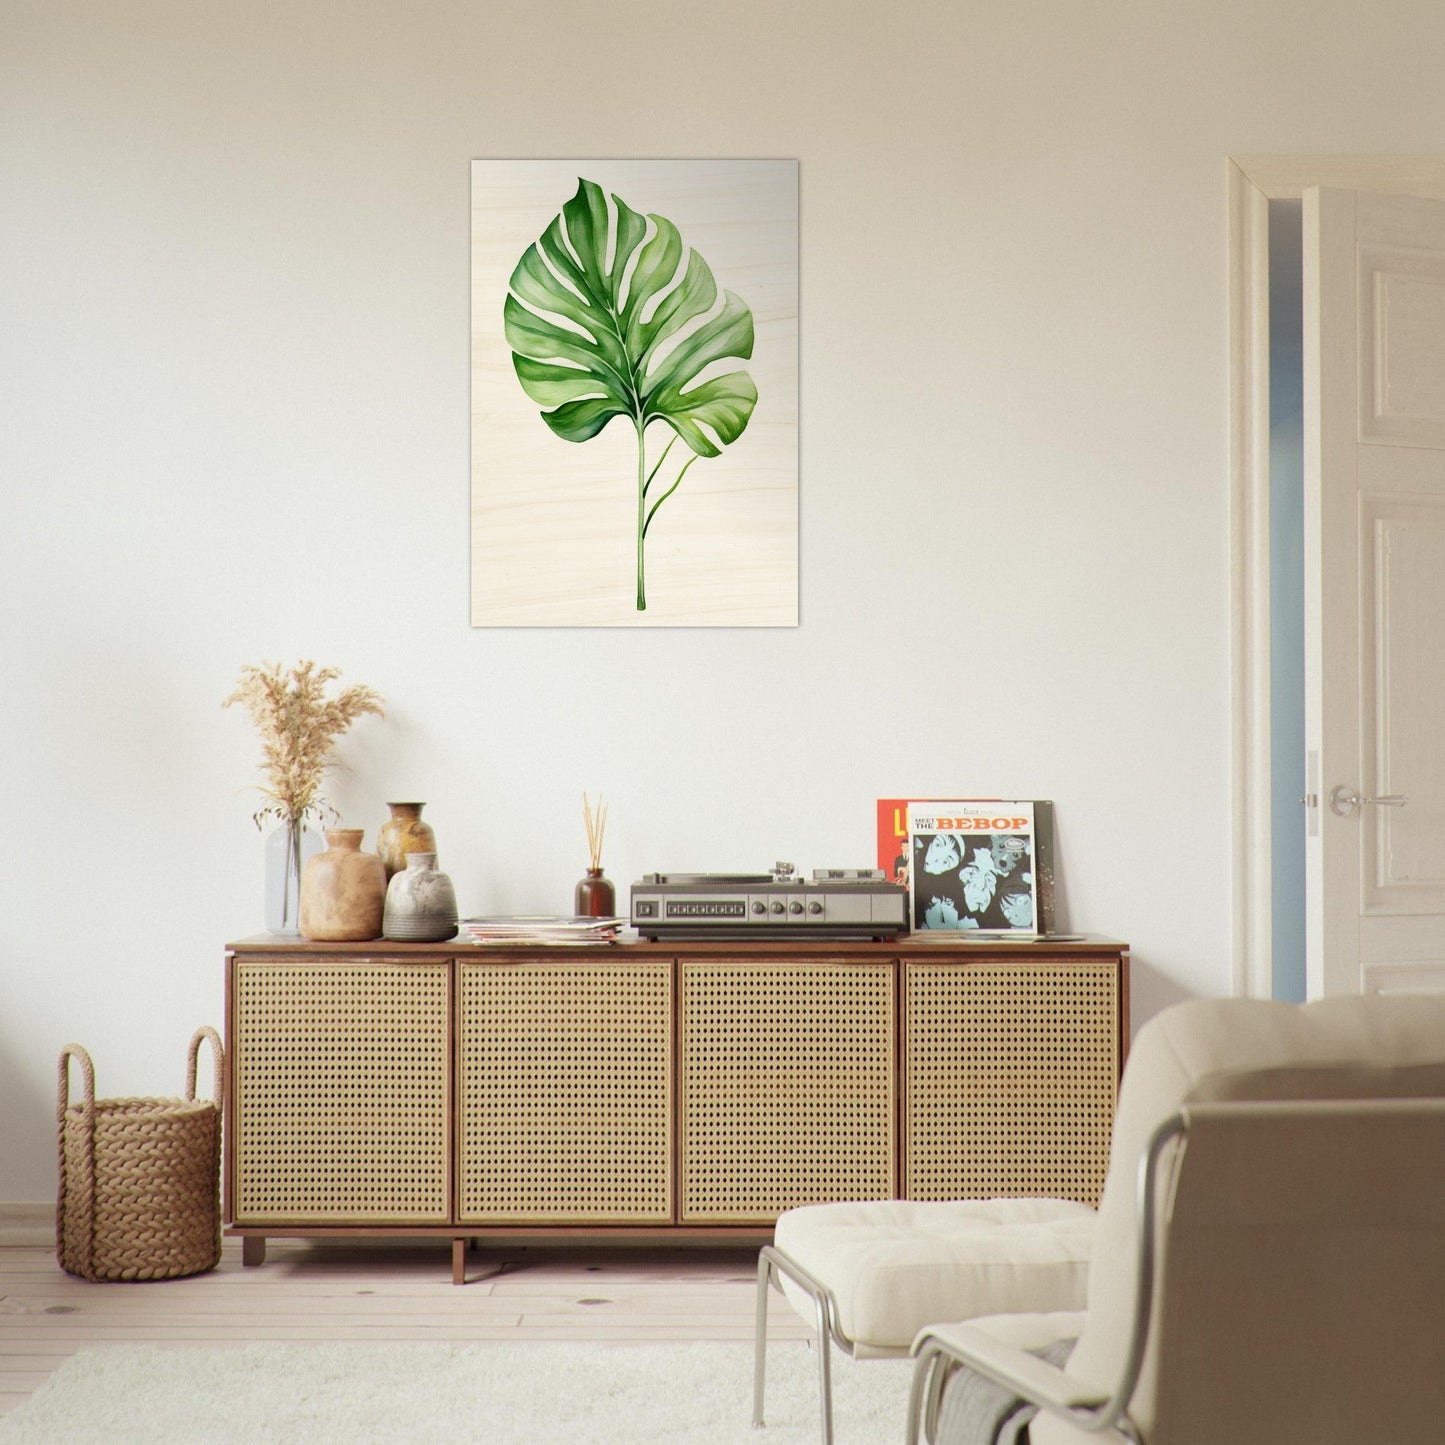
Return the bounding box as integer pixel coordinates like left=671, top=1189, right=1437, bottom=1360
left=376, top=802, right=438, bottom=880
left=299, top=829, right=386, bottom=941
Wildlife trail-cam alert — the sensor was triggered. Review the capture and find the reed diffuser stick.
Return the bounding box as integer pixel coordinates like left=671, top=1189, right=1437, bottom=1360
left=583, top=792, right=608, bottom=870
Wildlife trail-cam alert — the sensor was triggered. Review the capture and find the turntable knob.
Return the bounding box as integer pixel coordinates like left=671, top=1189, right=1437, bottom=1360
left=770, top=901, right=785, bottom=915
left=808, top=901, right=824, bottom=915
left=752, top=901, right=766, bottom=915
left=789, top=901, right=804, bottom=915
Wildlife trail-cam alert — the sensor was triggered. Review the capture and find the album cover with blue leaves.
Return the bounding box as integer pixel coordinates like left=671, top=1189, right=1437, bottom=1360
left=903, top=800, right=1055, bottom=934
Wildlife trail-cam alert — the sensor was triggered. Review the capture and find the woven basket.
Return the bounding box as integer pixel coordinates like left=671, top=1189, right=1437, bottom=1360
left=57, top=1026, right=224, bottom=1282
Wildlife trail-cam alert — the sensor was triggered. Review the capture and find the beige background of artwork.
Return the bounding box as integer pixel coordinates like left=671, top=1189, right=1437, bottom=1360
left=470, top=159, right=798, bottom=626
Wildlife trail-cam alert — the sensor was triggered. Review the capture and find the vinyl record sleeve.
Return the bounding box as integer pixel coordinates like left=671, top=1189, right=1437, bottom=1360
left=893, top=800, right=1056, bottom=935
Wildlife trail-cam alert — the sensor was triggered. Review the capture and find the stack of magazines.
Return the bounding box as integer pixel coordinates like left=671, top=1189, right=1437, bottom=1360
left=458, top=915, right=628, bottom=945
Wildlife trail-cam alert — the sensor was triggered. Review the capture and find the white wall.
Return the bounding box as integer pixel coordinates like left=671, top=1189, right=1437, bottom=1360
left=5, top=0, right=1445, bottom=1200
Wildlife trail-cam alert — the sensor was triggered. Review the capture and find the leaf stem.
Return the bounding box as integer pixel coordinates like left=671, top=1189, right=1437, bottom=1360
left=643, top=452, right=698, bottom=540
left=642, top=436, right=676, bottom=500
left=635, top=419, right=647, bottom=611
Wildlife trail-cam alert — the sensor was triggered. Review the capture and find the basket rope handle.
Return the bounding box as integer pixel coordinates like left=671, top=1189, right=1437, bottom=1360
left=186, top=1025, right=224, bottom=1108
left=57, top=1042, right=96, bottom=1123
left=56, top=1043, right=98, bottom=1273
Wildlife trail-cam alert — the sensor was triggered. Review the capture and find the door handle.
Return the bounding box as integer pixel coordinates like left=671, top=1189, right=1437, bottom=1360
left=1329, top=785, right=1408, bottom=816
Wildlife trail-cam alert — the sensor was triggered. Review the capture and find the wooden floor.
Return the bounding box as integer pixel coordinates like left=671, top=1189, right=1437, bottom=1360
left=0, top=1239, right=810, bottom=1415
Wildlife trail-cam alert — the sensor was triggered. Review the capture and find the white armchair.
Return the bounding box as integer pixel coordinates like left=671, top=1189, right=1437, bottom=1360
left=908, top=993, right=1445, bottom=1445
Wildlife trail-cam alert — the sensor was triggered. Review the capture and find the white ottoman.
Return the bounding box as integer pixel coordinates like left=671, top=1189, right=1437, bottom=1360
left=753, top=1198, right=1096, bottom=1444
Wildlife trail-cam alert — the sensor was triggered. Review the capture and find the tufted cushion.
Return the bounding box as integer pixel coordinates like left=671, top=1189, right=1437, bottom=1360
left=772, top=1197, right=1096, bottom=1355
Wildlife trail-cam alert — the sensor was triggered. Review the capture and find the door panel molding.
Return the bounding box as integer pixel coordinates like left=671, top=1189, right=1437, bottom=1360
left=1228, top=156, right=1445, bottom=1000
left=1361, top=498, right=1445, bottom=912
left=1359, top=244, right=1445, bottom=447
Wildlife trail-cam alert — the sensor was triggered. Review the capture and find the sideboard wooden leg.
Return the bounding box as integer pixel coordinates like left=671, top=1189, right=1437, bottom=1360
left=452, top=1237, right=466, bottom=1285
left=241, top=1236, right=266, bottom=1268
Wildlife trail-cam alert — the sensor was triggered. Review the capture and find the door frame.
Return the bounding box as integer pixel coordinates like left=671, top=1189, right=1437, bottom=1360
left=1228, top=156, right=1445, bottom=999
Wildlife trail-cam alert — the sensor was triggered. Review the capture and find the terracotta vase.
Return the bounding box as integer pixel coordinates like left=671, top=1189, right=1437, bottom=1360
left=299, top=829, right=385, bottom=941
left=574, top=867, right=616, bottom=918
left=383, top=853, right=459, bottom=942
left=376, top=802, right=438, bottom=880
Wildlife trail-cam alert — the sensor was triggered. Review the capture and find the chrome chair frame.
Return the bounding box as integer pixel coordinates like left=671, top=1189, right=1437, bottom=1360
left=753, top=1242, right=885, bottom=1445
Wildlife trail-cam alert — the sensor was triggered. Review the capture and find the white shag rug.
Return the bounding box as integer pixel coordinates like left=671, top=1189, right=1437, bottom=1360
left=0, top=1340, right=915, bottom=1444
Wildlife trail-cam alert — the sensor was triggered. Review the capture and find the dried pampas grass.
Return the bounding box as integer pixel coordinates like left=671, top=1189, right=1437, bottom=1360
left=223, top=660, right=384, bottom=827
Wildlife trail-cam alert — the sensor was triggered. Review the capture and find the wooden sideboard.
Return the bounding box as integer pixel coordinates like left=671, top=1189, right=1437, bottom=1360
left=224, top=935, right=1128, bottom=1282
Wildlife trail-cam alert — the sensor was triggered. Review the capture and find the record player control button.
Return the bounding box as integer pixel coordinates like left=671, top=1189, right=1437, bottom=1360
left=751, top=901, right=766, bottom=915
left=789, top=901, right=804, bottom=915
left=770, top=901, right=785, bottom=915
left=808, top=901, right=824, bottom=915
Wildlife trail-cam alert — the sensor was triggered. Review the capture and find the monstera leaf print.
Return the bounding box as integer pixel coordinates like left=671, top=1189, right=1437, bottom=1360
left=922, top=833, right=961, bottom=875
left=505, top=178, right=758, bottom=611
left=959, top=847, right=1000, bottom=914
left=924, top=896, right=963, bottom=930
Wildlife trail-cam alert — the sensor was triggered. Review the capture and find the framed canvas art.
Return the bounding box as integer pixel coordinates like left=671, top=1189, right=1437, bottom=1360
left=471, top=159, right=798, bottom=627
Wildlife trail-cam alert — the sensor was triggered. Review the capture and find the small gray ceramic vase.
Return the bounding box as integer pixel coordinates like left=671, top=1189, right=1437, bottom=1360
left=382, top=852, right=459, bottom=942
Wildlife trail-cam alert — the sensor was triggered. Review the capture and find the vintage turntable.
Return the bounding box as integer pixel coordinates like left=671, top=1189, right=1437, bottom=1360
left=630, top=862, right=907, bottom=941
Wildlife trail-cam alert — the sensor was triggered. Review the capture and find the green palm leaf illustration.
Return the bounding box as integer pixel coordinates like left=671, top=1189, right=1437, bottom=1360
left=504, top=177, right=758, bottom=610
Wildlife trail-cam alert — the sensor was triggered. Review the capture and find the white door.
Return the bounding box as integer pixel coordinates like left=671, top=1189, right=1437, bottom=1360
left=1305, top=186, right=1445, bottom=996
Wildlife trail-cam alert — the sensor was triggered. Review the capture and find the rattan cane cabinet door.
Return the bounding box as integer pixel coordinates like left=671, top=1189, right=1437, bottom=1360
left=457, top=958, right=673, bottom=1223
left=904, top=959, right=1118, bottom=1205
left=679, top=958, right=895, bottom=1223
left=232, top=958, right=450, bottom=1223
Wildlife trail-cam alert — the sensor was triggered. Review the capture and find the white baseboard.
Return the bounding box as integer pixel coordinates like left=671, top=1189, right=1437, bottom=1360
left=0, top=1202, right=54, bottom=1247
